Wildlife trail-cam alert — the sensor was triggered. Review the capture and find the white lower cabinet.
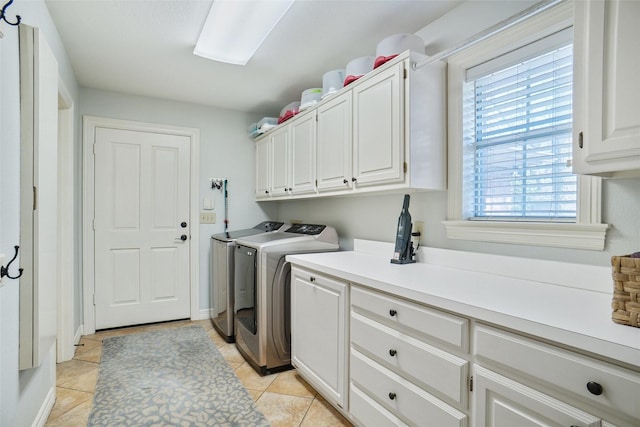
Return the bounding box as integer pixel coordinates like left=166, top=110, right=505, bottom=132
left=290, top=267, right=348, bottom=409
left=289, top=264, right=639, bottom=427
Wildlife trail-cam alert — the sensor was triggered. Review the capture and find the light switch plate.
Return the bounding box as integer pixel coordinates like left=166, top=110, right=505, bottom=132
left=200, top=212, right=216, bottom=224
left=203, top=198, right=214, bottom=210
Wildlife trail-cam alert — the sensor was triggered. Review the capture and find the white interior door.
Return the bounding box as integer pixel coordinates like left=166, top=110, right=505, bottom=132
left=94, top=127, right=191, bottom=329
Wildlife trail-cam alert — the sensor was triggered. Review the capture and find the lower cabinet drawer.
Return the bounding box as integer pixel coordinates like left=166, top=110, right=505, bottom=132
left=475, top=325, right=640, bottom=422
left=474, top=365, right=601, bottom=427
left=350, top=384, right=408, bottom=427
left=350, top=349, right=468, bottom=427
left=351, top=285, right=468, bottom=351
left=351, top=311, right=468, bottom=406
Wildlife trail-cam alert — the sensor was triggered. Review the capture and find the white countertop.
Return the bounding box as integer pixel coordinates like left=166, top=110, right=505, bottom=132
left=287, top=243, right=640, bottom=369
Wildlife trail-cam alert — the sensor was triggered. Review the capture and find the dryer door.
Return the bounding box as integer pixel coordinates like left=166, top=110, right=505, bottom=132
left=234, top=245, right=257, bottom=335
left=270, top=256, right=291, bottom=362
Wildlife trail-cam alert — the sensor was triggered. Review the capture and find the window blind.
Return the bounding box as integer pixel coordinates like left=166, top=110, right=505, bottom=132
left=462, top=40, right=576, bottom=221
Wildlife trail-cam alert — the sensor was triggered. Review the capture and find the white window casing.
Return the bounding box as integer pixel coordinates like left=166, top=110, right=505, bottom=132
left=444, top=1, right=608, bottom=250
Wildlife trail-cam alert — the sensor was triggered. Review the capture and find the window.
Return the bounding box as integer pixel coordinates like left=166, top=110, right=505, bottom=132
left=444, top=2, right=608, bottom=250
left=463, top=32, right=575, bottom=221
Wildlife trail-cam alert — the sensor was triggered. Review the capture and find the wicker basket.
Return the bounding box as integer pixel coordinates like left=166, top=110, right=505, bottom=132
left=611, top=254, right=640, bottom=327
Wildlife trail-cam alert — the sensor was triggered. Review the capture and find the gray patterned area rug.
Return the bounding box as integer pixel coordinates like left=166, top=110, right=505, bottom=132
left=88, top=325, right=270, bottom=426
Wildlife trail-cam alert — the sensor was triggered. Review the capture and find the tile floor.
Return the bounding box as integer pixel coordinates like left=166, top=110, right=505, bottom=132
left=45, top=319, right=352, bottom=427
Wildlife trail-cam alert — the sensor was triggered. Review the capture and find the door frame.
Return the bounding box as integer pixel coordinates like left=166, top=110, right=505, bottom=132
left=82, top=115, right=200, bottom=335
left=57, top=77, right=75, bottom=361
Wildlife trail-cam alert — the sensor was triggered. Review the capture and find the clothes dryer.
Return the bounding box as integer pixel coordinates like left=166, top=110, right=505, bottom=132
left=234, top=224, right=339, bottom=374
left=210, top=221, right=286, bottom=342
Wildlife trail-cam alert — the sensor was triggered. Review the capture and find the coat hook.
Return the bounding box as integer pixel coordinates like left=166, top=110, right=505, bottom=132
left=1, top=245, right=24, bottom=280
left=1, top=0, right=22, bottom=26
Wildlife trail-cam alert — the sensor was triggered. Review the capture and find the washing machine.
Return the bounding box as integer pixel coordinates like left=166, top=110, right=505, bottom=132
left=234, top=223, right=339, bottom=374
left=210, top=221, right=286, bottom=342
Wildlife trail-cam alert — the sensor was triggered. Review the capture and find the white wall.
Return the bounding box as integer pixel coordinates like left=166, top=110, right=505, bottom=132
left=0, top=0, right=80, bottom=425
left=79, top=89, right=279, bottom=313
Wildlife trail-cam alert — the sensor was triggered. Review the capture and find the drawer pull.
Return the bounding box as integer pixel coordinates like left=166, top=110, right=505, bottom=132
left=388, top=392, right=397, bottom=400
left=389, top=309, right=397, bottom=317
left=389, top=349, right=397, bottom=357
left=310, top=276, right=316, bottom=282
left=586, top=381, right=603, bottom=396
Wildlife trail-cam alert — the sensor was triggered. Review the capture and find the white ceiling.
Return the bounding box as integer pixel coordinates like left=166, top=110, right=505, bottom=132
left=45, top=0, right=462, bottom=116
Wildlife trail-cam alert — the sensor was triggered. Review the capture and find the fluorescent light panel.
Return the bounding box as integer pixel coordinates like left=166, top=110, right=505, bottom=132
left=194, top=0, right=295, bottom=65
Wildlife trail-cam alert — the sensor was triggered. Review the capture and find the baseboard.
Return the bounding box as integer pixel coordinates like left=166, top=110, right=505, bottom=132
left=74, top=324, right=84, bottom=345
left=31, top=356, right=56, bottom=427
left=199, top=308, right=214, bottom=320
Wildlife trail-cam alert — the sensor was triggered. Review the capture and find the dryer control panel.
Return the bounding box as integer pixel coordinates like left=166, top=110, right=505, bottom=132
left=285, top=224, right=326, bottom=235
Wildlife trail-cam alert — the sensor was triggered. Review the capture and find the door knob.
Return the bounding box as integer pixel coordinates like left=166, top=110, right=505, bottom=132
left=181, top=221, right=187, bottom=228
left=175, top=234, right=188, bottom=242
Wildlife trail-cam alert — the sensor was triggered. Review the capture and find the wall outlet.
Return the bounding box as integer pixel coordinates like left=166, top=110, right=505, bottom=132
left=413, top=221, right=424, bottom=237
left=200, top=212, right=216, bottom=224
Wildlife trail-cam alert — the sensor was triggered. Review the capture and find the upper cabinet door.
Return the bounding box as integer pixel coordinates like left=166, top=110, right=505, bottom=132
left=290, top=111, right=317, bottom=195
left=317, top=91, right=353, bottom=192
left=352, top=62, right=404, bottom=187
left=270, top=125, right=290, bottom=196
left=255, top=138, right=271, bottom=199
left=573, top=0, right=640, bottom=177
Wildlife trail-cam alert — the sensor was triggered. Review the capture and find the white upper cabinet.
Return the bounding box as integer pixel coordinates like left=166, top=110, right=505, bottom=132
left=573, top=0, right=640, bottom=177
left=255, top=51, right=446, bottom=201
left=259, top=110, right=317, bottom=199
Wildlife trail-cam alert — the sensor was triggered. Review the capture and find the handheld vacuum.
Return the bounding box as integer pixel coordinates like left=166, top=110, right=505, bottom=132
left=391, top=194, right=416, bottom=264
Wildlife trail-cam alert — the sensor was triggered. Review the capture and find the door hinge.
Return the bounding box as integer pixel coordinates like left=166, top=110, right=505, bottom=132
left=92, top=293, right=95, bottom=306
left=403, top=67, right=407, bottom=79
left=578, top=131, right=584, bottom=149
left=469, top=375, right=473, bottom=392
left=403, top=162, right=407, bottom=173
left=33, top=186, right=37, bottom=211
left=92, top=218, right=95, bottom=230
left=93, top=143, right=96, bottom=156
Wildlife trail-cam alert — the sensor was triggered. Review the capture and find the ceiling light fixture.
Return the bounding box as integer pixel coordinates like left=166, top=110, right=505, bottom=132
left=194, top=0, right=295, bottom=66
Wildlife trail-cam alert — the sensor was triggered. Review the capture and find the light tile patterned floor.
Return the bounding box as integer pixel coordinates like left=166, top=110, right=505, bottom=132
left=45, top=319, right=352, bottom=427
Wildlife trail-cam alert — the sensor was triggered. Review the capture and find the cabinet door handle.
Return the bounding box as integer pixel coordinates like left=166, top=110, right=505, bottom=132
left=343, top=179, right=348, bottom=184
left=310, top=276, right=316, bottom=282
left=288, top=188, right=292, bottom=192
left=389, top=349, right=397, bottom=357
left=351, top=177, right=357, bottom=182
left=388, top=392, right=396, bottom=400
left=389, top=309, right=397, bottom=317
left=265, top=190, right=269, bottom=194
left=578, top=131, right=584, bottom=149
left=586, top=381, right=603, bottom=395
